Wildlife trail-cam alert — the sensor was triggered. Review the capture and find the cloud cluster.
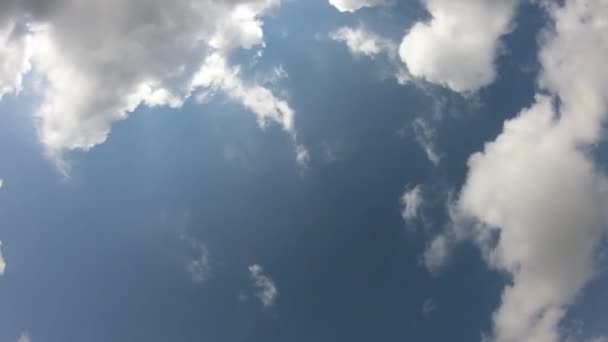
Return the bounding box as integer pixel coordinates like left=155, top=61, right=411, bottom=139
left=0, top=0, right=306, bottom=172
left=399, top=0, right=518, bottom=92
left=425, top=1, right=608, bottom=340
left=328, top=0, right=386, bottom=12
left=248, top=264, right=278, bottom=307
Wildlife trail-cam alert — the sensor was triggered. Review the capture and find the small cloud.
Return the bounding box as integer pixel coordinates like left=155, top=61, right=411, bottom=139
left=248, top=264, right=278, bottom=308
left=412, top=118, right=440, bottom=166
left=400, top=185, right=423, bottom=223
left=238, top=291, right=249, bottom=303
left=295, top=144, right=311, bottom=169
left=329, top=26, right=394, bottom=58
left=182, top=236, right=211, bottom=284
left=421, top=234, right=450, bottom=276
left=17, top=331, right=30, bottom=342
left=0, top=178, right=4, bottom=190
left=0, top=241, right=6, bottom=276
left=329, top=26, right=410, bottom=84
left=422, top=298, right=437, bottom=318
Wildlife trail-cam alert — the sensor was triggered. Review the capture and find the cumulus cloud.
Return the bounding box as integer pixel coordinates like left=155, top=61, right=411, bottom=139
left=0, top=178, right=4, bottom=190
left=0, top=241, right=6, bottom=275
left=399, top=0, right=518, bottom=92
left=248, top=264, right=278, bottom=307
left=0, top=0, right=306, bottom=172
left=461, top=97, right=608, bottom=341
left=424, top=1, right=608, bottom=340
left=328, top=0, right=386, bottom=12
left=400, top=185, right=423, bottom=222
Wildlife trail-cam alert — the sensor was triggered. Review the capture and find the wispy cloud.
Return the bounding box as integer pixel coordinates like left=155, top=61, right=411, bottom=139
left=248, top=264, right=278, bottom=308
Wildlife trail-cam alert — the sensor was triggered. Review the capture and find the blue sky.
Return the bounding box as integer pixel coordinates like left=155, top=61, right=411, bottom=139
left=0, top=0, right=608, bottom=341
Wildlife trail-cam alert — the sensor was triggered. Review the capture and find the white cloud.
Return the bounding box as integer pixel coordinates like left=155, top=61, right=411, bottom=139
left=330, top=26, right=410, bottom=84
left=425, top=1, right=608, bottom=340
left=0, top=0, right=306, bottom=172
left=400, top=185, right=423, bottom=222
left=0, top=19, right=31, bottom=99
left=0, top=241, right=6, bottom=275
left=328, top=0, right=386, bottom=12
left=399, top=0, right=518, bottom=92
left=460, top=97, right=608, bottom=341
left=248, top=264, right=278, bottom=308
left=0, top=178, right=4, bottom=190
left=193, top=53, right=296, bottom=136
left=17, top=331, right=30, bottom=342
left=330, top=26, right=395, bottom=58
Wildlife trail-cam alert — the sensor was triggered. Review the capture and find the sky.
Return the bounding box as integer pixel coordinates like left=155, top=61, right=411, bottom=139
left=0, top=0, right=607, bottom=341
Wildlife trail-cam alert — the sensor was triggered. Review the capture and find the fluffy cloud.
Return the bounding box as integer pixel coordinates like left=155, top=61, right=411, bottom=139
left=400, top=185, right=423, bottom=222
left=0, top=0, right=305, bottom=172
left=399, top=0, right=518, bottom=92
left=461, top=97, right=608, bottom=341
left=248, top=264, right=278, bottom=307
left=0, top=241, right=6, bottom=275
left=328, top=0, right=386, bottom=12
left=425, top=1, right=608, bottom=340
